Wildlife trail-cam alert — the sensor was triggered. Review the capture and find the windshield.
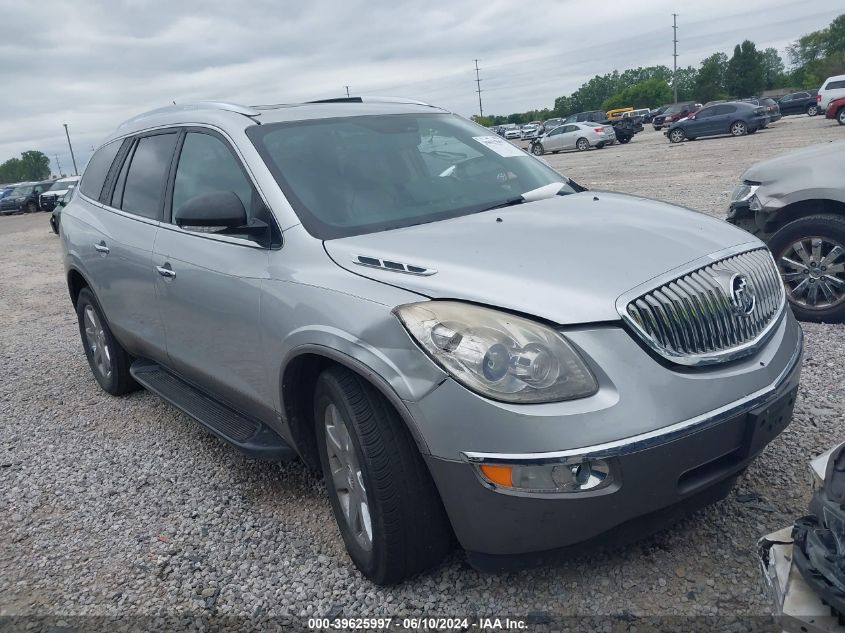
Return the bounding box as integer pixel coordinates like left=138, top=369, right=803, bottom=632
left=47, top=179, right=77, bottom=192
left=248, top=113, right=574, bottom=239
left=664, top=103, right=691, bottom=114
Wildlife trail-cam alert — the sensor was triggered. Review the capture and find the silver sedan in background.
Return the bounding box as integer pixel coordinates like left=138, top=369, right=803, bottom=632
left=532, top=122, right=615, bottom=155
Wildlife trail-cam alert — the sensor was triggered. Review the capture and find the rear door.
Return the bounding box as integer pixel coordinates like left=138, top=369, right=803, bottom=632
left=75, top=132, right=177, bottom=362
left=709, top=104, right=738, bottom=134
left=152, top=128, right=279, bottom=421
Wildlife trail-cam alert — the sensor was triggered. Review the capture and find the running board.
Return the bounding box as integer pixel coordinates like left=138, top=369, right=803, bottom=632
left=130, top=360, right=296, bottom=461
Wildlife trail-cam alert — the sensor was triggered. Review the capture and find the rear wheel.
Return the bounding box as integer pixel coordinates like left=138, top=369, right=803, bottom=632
left=668, top=128, right=685, bottom=143
left=576, top=137, right=589, bottom=151
left=807, top=104, right=819, bottom=117
left=75, top=287, right=137, bottom=395
left=730, top=121, right=747, bottom=136
left=314, top=366, right=451, bottom=584
left=26, top=201, right=37, bottom=213
left=769, top=214, right=845, bottom=323
left=531, top=143, right=544, bottom=156
left=837, top=107, right=845, bottom=126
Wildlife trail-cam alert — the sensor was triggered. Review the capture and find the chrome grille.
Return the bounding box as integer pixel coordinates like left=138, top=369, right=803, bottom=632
left=621, top=248, right=785, bottom=366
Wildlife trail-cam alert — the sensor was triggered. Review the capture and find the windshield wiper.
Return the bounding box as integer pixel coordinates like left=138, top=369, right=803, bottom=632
left=476, top=182, right=567, bottom=213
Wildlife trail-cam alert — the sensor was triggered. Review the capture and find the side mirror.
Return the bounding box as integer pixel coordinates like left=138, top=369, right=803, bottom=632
left=687, top=114, right=695, bottom=120
left=175, top=191, right=248, bottom=228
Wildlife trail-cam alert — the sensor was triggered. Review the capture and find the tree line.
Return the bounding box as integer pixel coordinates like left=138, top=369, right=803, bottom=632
left=475, top=13, right=845, bottom=126
left=0, top=151, right=52, bottom=184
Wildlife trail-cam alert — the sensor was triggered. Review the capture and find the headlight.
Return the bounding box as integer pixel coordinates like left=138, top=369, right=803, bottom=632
left=731, top=182, right=760, bottom=203
left=393, top=301, right=598, bottom=403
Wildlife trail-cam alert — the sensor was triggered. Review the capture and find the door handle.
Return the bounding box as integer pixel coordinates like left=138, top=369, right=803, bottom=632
left=94, top=242, right=110, bottom=254
left=156, top=265, right=176, bottom=279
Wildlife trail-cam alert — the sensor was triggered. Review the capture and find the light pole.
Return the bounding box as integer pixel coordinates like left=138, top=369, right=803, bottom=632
left=63, top=123, right=78, bottom=176
left=672, top=14, right=679, bottom=104
left=54, top=154, right=63, bottom=177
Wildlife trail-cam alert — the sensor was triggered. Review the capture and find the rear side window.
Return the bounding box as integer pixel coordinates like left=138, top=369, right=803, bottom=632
left=79, top=140, right=121, bottom=200
left=825, top=80, right=845, bottom=90
left=118, top=133, right=178, bottom=220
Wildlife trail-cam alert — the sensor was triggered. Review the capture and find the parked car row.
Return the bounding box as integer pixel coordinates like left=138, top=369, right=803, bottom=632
left=0, top=176, right=80, bottom=215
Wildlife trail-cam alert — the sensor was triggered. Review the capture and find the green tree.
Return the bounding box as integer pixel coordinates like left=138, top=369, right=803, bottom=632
left=761, top=48, right=785, bottom=90
left=601, top=78, right=673, bottom=111
left=19, top=151, right=51, bottom=181
left=693, top=53, right=728, bottom=102
left=672, top=66, right=699, bottom=101
left=726, top=40, right=765, bottom=97
left=0, top=158, right=24, bottom=183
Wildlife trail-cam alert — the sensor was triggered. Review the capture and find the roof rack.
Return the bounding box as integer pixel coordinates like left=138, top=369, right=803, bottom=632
left=252, top=96, right=435, bottom=109
left=117, top=101, right=261, bottom=129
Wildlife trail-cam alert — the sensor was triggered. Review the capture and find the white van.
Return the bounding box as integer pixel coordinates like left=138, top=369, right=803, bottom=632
left=817, top=74, right=845, bottom=113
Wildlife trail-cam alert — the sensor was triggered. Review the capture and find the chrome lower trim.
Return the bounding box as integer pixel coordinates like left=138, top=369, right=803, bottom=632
left=462, top=326, right=802, bottom=466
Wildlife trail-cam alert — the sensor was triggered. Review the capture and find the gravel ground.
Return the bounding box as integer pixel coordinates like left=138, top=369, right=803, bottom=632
left=1, top=114, right=845, bottom=630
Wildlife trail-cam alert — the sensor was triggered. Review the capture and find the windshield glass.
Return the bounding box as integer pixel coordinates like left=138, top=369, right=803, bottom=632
left=248, top=113, right=574, bottom=239
left=47, top=179, right=77, bottom=192
left=664, top=103, right=688, bottom=114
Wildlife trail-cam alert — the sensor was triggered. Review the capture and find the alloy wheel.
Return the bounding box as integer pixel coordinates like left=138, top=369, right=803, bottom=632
left=576, top=139, right=589, bottom=151
left=778, top=237, right=845, bottom=310
left=731, top=122, right=747, bottom=136
left=83, top=305, right=112, bottom=378
left=838, top=109, right=845, bottom=125
left=324, top=403, right=373, bottom=551
left=669, top=129, right=684, bottom=143
left=808, top=105, right=818, bottom=116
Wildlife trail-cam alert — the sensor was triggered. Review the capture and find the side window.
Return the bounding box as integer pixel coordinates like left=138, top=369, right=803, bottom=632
left=171, top=132, right=254, bottom=226
left=119, top=133, right=178, bottom=220
left=828, top=80, right=845, bottom=90
left=79, top=140, right=121, bottom=200
left=563, top=125, right=577, bottom=133
left=695, top=108, right=714, bottom=119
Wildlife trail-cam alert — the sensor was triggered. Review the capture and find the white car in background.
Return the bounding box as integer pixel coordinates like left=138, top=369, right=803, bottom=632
left=503, top=126, right=521, bottom=140
left=817, top=74, right=845, bottom=113
left=531, top=122, right=616, bottom=155
left=520, top=122, right=541, bottom=140
left=40, top=176, right=80, bottom=212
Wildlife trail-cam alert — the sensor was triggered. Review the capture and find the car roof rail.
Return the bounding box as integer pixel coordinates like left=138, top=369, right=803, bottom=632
left=305, top=95, right=435, bottom=107
left=116, top=101, right=261, bottom=129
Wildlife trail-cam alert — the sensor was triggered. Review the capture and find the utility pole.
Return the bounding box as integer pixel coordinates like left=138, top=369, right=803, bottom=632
left=63, top=123, right=78, bottom=176
left=54, top=154, right=63, bottom=177
left=672, top=13, right=679, bottom=104
left=345, top=85, right=350, bottom=97
left=473, top=59, right=484, bottom=119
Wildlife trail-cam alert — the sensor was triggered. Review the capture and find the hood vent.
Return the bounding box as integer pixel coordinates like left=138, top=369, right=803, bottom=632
left=353, top=255, right=436, bottom=276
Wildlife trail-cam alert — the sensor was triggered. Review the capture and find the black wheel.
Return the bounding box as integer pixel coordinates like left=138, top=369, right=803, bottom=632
left=769, top=214, right=845, bottom=323
left=26, top=201, right=37, bottom=213
left=314, top=366, right=451, bottom=584
left=617, top=136, right=630, bottom=144
left=807, top=104, right=819, bottom=117
left=576, top=137, right=589, bottom=151
left=837, top=107, right=845, bottom=126
left=668, top=128, right=685, bottom=143
left=730, top=120, right=747, bottom=136
left=531, top=143, right=544, bottom=156
left=49, top=214, right=58, bottom=235
left=596, top=142, right=605, bottom=149
left=76, top=287, right=137, bottom=395
left=653, top=125, right=662, bottom=131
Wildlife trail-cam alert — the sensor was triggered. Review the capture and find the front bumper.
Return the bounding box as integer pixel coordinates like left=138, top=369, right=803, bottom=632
left=421, top=314, right=803, bottom=561
left=0, top=199, right=23, bottom=214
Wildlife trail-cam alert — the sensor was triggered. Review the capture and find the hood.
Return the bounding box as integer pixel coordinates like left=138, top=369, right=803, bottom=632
left=324, top=191, right=758, bottom=324
left=742, top=140, right=845, bottom=183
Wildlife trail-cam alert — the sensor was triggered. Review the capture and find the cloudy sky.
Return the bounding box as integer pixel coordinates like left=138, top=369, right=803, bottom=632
left=1, top=0, right=842, bottom=176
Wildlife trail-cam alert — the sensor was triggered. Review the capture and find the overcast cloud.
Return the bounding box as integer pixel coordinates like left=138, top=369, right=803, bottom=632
left=0, top=0, right=841, bottom=175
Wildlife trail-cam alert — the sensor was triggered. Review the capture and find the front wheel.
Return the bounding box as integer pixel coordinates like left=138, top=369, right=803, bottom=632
left=531, top=143, right=544, bottom=156
left=26, top=201, right=37, bottom=213
left=731, top=121, right=747, bottom=136
left=576, top=137, right=589, bottom=151
left=769, top=214, right=845, bottom=323
left=617, top=136, right=630, bottom=144
left=668, top=128, right=685, bottom=143
left=314, top=366, right=451, bottom=584
left=837, top=107, right=845, bottom=126
left=807, top=104, right=819, bottom=116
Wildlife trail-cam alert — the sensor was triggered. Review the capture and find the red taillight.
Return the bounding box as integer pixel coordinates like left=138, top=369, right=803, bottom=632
left=817, top=94, right=822, bottom=102
left=594, top=127, right=604, bottom=133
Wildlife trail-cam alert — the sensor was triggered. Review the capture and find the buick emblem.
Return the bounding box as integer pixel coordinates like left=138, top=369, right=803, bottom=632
left=729, top=273, right=755, bottom=316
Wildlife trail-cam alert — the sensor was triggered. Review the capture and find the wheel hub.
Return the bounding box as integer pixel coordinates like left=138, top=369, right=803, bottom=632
left=778, top=236, right=845, bottom=310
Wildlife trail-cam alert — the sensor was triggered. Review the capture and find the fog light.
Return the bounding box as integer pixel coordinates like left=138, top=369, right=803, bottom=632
left=477, top=458, right=612, bottom=494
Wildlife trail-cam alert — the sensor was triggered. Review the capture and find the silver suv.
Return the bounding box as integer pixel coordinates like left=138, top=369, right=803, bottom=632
left=61, top=98, right=803, bottom=584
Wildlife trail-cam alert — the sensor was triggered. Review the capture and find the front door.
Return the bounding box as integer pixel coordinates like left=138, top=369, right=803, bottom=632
left=152, top=129, right=277, bottom=421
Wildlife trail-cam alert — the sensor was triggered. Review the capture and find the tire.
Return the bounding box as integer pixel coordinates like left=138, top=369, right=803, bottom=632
left=26, top=201, right=37, bottom=213
left=531, top=143, right=544, bottom=156
left=837, top=107, right=845, bottom=126
left=730, top=120, right=747, bottom=136
left=49, top=214, right=58, bottom=235
left=617, top=136, right=630, bottom=144
left=768, top=214, right=845, bottom=323
left=807, top=104, right=819, bottom=117
left=76, top=287, right=137, bottom=395
left=668, top=128, right=685, bottom=143
left=596, top=142, right=605, bottom=149
left=653, top=125, right=662, bottom=131
left=314, top=366, right=451, bottom=584
left=576, top=137, right=589, bottom=151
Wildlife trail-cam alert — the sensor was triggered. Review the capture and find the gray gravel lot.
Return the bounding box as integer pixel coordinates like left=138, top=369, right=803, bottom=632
left=1, top=114, right=845, bottom=627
